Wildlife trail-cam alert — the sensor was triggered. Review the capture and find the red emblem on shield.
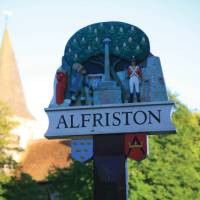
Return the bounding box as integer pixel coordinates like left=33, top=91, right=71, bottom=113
left=125, top=133, right=148, bottom=161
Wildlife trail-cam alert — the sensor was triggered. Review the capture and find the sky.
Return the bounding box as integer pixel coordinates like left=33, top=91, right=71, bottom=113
left=0, top=0, right=200, bottom=126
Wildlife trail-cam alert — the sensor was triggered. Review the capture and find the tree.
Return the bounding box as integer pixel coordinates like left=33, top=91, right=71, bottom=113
left=0, top=101, right=19, bottom=199
left=2, top=173, right=45, bottom=200
left=46, top=95, right=200, bottom=200
left=2, top=96, right=200, bottom=200
left=2, top=162, right=93, bottom=200
left=47, top=161, right=93, bottom=200
left=128, top=96, right=200, bottom=199
left=0, top=101, right=46, bottom=200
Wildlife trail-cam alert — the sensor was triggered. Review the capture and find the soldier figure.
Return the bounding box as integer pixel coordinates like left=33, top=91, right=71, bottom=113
left=127, top=58, right=142, bottom=102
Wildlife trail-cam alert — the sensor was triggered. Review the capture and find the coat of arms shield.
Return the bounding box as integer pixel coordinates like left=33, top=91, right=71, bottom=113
left=125, top=133, right=149, bottom=161
left=71, top=138, right=93, bottom=163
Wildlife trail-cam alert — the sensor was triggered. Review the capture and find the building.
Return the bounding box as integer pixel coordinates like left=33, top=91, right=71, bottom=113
left=0, top=28, right=71, bottom=175
left=19, top=139, right=71, bottom=181
left=0, top=28, right=33, bottom=119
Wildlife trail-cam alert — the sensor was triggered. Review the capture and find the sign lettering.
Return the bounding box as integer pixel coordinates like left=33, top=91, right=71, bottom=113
left=45, top=101, right=175, bottom=138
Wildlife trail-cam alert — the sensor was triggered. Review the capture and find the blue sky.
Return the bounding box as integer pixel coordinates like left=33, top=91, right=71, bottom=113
left=0, top=0, right=200, bottom=122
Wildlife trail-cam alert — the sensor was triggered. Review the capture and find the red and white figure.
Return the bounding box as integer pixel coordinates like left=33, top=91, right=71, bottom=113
left=127, top=59, right=142, bottom=102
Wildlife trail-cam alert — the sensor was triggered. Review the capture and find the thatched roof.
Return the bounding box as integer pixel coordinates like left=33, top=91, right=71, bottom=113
left=19, top=139, right=71, bottom=181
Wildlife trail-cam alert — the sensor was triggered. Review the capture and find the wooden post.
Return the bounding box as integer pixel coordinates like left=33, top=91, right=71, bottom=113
left=93, top=135, right=127, bottom=200
left=93, top=37, right=127, bottom=200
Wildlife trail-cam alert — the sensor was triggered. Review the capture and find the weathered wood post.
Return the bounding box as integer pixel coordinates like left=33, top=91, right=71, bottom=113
left=93, top=38, right=127, bottom=199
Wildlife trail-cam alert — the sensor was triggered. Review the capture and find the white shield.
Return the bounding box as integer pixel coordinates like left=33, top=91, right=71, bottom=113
left=71, top=137, right=93, bottom=163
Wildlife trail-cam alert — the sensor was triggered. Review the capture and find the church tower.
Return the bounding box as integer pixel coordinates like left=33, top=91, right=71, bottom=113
left=0, top=28, right=33, bottom=119
left=0, top=28, right=44, bottom=152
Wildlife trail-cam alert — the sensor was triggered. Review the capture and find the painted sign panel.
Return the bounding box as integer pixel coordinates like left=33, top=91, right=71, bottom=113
left=125, top=133, right=148, bottom=161
left=45, top=101, right=175, bottom=139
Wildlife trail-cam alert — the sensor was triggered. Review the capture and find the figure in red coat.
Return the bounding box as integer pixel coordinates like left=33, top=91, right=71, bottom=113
left=56, top=70, right=68, bottom=104
left=127, top=58, right=142, bottom=102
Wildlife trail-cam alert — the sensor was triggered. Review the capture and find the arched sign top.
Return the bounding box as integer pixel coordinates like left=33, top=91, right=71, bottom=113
left=63, top=21, right=150, bottom=66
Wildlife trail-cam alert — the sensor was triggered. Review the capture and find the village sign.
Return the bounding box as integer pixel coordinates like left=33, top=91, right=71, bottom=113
left=44, top=21, right=176, bottom=200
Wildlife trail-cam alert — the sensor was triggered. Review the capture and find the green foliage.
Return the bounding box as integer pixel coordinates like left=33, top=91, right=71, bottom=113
left=128, top=97, right=200, bottom=200
left=45, top=96, right=199, bottom=200
left=2, top=173, right=44, bottom=200
left=47, top=161, right=93, bottom=200
left=43, top=95, right=199, bottom=200
left=0, top=101, right=18, bottom=199
left=0, top=101, right=17, bottom=168
left=65, top=22, right=150, bottom=66
left=2, top=162, right=93, bottom=200
left=1, top=96, right=200, bottom=200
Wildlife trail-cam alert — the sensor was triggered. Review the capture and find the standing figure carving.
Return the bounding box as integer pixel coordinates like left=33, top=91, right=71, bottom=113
left=49, top=67, right=70, bottom=107
left=56, top=69, right=68, bottom=104
left=70, top=63, right=88, bottom=105
left=127, top=57, right=142, bottom=102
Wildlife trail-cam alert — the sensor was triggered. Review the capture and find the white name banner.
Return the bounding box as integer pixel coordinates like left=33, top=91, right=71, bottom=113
left=45, top=101, right=176, bottom=139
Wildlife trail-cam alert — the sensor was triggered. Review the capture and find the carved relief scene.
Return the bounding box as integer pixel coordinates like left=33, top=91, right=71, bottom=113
left=49, top=21, right=168, bottom=108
